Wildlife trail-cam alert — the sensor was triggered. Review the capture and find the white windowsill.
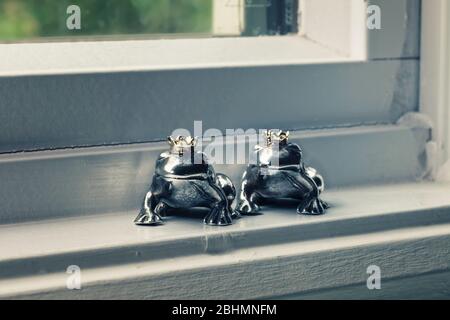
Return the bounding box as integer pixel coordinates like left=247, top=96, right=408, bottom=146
left=1, top=182, right=450, bottom=299
left=0, top=36, right=357, bottom=77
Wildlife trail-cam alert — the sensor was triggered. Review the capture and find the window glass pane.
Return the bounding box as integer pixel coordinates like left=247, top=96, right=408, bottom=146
left=0, top=0, right=298, bottom=42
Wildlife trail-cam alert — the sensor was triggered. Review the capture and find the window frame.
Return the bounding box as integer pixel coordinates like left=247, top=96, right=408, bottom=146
left=1, top=0, right=441, bottom=300
left=420, top=0, right=450, bottom=180
left=0, top=35, right=356, bottom=77
left=0, top=0, right=369, bottom=77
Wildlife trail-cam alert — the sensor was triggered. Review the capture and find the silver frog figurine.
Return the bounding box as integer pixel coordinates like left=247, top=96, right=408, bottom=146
left=237, top=130, right=329, bottom=215
left=135, top=136, right=239, bottom=226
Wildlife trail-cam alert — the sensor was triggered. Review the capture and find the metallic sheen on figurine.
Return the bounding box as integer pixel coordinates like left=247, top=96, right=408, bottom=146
left=135, top=136, right=239, bottom=226
left=237, top=130, right=329, bottom=215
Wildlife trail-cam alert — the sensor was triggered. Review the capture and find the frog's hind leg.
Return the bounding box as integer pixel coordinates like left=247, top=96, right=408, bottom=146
left=215, top=173, right=241, bottom=220
left=287, top=173, right=327, bottom=216
left=236, top=168, right=261, bottom=215
left=237, top=191, right=261, bottom=215
left=134, top=191, right=166, bottom=226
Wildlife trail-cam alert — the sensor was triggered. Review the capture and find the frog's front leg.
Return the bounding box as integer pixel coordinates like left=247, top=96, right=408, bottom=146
left=204, top=201, right=233, bottom=226
left=134, top=191, right=165, bottom=225
left=203, top=181, right=234, bottom=226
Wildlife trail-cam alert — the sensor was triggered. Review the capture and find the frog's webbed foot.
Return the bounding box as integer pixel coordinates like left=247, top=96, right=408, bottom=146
left=134, top=209, right=163, bottom=225
left=134, top=192, right=165, bottom=226
left=237, top=196, right=260, bottom=215
left=297, top=198, right=328, bottom=216
left=230, top=208, right=242, bottom=220
left=204, top=202, right=233, bottom=226
left=320, top=199, right=330, bottom=210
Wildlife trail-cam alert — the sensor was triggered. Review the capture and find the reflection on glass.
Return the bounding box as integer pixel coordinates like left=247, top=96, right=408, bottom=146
left=0, top=0, right=298, bottom=42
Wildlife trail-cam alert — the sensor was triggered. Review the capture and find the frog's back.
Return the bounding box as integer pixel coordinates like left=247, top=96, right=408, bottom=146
left=257, top=143, right=302, bottom=167
left=155, top=151, right=213, bottom=178
left=257, top=169, right=313, bottom=199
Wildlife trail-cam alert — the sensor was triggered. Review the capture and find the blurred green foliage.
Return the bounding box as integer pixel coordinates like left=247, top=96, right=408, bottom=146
left=0, top=0, right=212, bottom=41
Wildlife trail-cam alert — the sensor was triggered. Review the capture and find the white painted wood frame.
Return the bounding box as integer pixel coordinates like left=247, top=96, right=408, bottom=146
left=0, top=1, right=436, bottom=300
left=420, top=0, right=450, bottom=181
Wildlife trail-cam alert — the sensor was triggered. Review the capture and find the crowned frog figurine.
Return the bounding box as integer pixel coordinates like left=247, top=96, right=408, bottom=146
left=135, top=136, right=239, bottom=226
left=237, top=130, right=329, bottom=215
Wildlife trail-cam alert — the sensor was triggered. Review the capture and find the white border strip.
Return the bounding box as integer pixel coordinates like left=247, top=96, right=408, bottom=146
left=420, top=0, right=450, bottom=180
left=0, top=36, right=353, bottom=77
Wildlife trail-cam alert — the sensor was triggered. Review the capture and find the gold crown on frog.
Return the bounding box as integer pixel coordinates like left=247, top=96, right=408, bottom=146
left=264, top=130, right=289, bottom=146
left=167, top=136, right=198, bottom=148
